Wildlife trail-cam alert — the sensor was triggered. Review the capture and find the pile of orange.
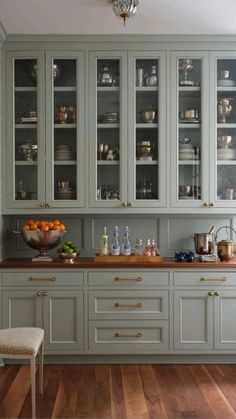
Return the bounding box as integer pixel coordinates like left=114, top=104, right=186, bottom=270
left=22, top=219, right=66, bottom=232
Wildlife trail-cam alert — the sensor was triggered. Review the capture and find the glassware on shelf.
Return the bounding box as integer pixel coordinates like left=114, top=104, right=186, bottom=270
left=136, top=68, right=144, bottom=87
left=100, top=226, right=109, bottom=256
left=136, top=178, right=153, bottom=199
left=134, top=238, right=143, bottom=255
left=97, top=184, right=120, bottom=200
left=121, top=226, right=131, bottom=256
left=18, top=144, right=38, bottom=161
left=111, top=225, right=120, bottom=256
left=137, top=140, right=154, bottom=160
left=179, top=59, right=194, bottom=86
left=98, top=65, right=113, bottom=86
left=217, top=98, right=233, bottom=123
left=146, top=66, right=158, bottom=87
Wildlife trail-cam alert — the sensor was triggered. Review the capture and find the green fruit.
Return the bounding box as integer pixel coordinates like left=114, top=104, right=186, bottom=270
left=67, top=248, right=74, bottom=254
left=75, top=247, right=80, bottom=253
left=65, top=240, right=72, bottom=245
left=62, top=244, right=70, bottom=251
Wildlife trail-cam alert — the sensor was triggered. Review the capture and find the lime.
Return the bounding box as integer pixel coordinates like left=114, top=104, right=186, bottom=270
left=65, top=240, right=73, bottom=246
left=67, top=248, right=74, bottom=254
left=75, top=247, right=80, bottom=253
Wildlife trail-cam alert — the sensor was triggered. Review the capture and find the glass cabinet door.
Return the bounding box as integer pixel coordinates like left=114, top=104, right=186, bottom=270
left=45, top=52, right=84, bottom=208
left=171, top=52, right=209, bottom=208
left=6, top=51, right=45, bottom=209
left=89, top=51, right=127, bottom=207
left=128, top=51, right=166, bottom=207
left=211, top=52, right=236, bottom=207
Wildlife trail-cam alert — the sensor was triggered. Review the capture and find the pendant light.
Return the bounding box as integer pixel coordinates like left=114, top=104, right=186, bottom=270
left=112, top=0, right=139, bottom=26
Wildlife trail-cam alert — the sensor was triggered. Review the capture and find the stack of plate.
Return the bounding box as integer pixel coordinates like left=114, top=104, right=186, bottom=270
left=55, top=188, right=76, bottom=200
left=217, top=148, right=236, bottom=160
left=179, top=144, right=196, bottom=160
left=54, top=144, right=76, bottom=161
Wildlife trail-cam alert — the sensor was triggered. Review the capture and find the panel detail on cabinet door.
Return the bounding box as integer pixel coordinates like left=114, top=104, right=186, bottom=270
left=2, top=290, right=42, bottom=329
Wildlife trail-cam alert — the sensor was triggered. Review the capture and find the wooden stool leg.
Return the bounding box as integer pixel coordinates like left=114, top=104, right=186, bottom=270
left=31, top=356, right=36, bottom=419
left=39, top=340, right=44, bottom=394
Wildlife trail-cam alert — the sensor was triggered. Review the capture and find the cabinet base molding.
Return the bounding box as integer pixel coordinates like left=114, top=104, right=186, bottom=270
left=3, top=354, right=236, bottom=365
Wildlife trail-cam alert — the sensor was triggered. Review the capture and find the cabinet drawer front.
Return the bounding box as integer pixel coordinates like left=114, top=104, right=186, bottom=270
left=174, top=271, right=235, bottom=286
left=89, top=290, right=168, bottom=320
left=88, top=271, right=169, bottom=286
left=2, top=271, right=84, bottom=286
left=89, top=320, right=169, bottom=353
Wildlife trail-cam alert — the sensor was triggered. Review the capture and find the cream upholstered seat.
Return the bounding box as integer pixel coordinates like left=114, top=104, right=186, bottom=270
left=0, top=327, right=44, bottom=419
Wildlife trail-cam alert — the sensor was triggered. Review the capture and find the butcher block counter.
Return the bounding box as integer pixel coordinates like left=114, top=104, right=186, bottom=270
left=1, top=257, right=236, bottom=268
left=1, top=257, right=236, bottom=362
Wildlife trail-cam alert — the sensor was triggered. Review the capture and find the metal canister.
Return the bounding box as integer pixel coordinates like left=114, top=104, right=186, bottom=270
left=217, top=240, right=235, bottom=261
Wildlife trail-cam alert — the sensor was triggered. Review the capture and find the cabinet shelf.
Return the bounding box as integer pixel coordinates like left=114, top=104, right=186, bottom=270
left=15, top=161, right=37, bottom=166
left=217, top=86, right=236, bottom=92
left=15, top=124, right=37, bottom=129
left=217, top=123, right=236, bottom=128
left=15, top=87, right=37, bottom=92
left=97, top=160, right=120, bottom=165
left=178, top=123, right=201, bottom=129
left=178, top=160, right=200, bottom=165
left=136, top=87, right=158, bottom=92
left=136, top=123, right=158, bottom=128
left=54, top=124, right=77, bottom=129
left=136, top=160, right=158, bottom=165
left=97, top=87, right=119, bottom=92
left=53, top=87, right=76, bottom=92
left=97, top=123, right=119, bottom=129
left=178, top=86, right=201, bottom=97
left=54, top=160, right=77, bottom=165
left=217, top=160, right=236, bottom=165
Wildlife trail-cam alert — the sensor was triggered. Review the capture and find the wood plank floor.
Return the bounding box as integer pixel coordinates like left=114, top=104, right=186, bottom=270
left=1, top=365, right=236, bottom=418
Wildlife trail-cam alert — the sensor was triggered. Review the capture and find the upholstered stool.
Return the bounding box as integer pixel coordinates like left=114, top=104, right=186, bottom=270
left=0, top=327, right=44, bottom=418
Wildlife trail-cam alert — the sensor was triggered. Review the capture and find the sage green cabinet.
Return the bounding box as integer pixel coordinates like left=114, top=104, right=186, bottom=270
left=5, top=50, right=85, bottom=210
left=2, top=288, right=84, bottom=353
left=89, top=50, right=167, bottom=209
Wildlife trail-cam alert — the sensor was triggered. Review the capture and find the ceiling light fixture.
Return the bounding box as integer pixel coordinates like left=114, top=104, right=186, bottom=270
left=112, top=0, right=139, bottom=26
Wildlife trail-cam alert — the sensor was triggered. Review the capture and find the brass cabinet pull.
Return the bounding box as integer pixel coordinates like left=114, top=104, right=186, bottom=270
left=115, top=276, right=143, bottom=282
left=127, top=202, right=134, bottom=207
left=39, top=202, right=45, bottom=208
left=37, top=291, right=42, bottom=296
left=203, top=202, right=210, bottom=207
left=122, top=202, right=128, bottom=207
left=114, top=332, right=143, bottom=338
left=214, top=291, right=220, bottom=296
left=210, top=202, right=215, bottom=207
left=43, top=291, right=48, bottom=296
left=114, top=302, right=142, bottom=308
left=200, top=277, right=227, bottom=282
left=29, top=277, right=56, bottom=282
left=45, top=202, right=51, bottom=208
left=208, top=291, right=215, bottom=296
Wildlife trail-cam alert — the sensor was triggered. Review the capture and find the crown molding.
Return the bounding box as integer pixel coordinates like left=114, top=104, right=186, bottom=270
left=0, top=22, right=7, bottom=45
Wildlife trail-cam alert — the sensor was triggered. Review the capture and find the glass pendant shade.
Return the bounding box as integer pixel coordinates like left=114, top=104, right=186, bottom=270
left=112, top=0, right=139, bottom=25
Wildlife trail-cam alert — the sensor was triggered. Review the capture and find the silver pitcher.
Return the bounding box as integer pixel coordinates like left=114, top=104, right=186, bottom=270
left=193, top=227, right=215, bottom=255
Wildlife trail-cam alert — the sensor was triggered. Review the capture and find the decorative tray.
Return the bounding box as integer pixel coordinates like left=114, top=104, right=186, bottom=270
left=94, top=254, right=163, bottom=263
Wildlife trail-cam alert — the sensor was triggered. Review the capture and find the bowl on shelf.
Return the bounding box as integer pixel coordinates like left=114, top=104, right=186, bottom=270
left=139, top=110, right=157, bottom=123
left=14, top=230, right=65, bottom=262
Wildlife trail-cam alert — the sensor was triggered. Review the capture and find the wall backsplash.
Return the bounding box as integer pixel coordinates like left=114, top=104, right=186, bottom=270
left=1, top=214, right=235, bottom=261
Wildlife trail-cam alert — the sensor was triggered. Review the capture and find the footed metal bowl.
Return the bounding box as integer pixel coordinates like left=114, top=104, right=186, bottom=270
left=58, top=252, right=78, bottom=264
left=15, top=230, right=65, bottom=261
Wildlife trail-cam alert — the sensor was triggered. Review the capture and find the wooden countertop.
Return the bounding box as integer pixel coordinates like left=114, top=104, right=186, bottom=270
left=1, top=257, right=236, bottom=269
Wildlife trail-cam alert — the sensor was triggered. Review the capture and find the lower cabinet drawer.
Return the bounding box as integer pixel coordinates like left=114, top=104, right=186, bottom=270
left=2, top=271, right=84, bottom=286
left=88, top=271, right=169, bottom=286
left=89, top=320, right=169, bottom=353
left=174, top=271, right=235, bottom=286
left=89, top=290, right=169, bottom=320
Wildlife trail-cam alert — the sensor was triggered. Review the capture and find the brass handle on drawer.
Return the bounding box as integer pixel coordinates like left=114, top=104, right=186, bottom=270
left=214, top=291, right=220, bottom=296
left=200, top=277, right=227, bottom=282
left=114, top=332, right=143, bottom=338
left=114, top=303, right=142, bottom=308
left=29, top=277, right=56, bottom=282
left=43, top=291, right=48, bottom=297
left=208, top=291, right=215, bottom=296
left=37, top=292, right=43, bottom=296
left=114, top=276, right=143, bottom=282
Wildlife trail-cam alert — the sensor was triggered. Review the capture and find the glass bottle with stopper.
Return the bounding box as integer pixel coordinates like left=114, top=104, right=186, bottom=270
left=100, top=226, right=109, bottom=256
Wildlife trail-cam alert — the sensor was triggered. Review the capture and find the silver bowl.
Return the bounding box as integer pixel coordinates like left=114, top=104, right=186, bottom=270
left=59, top=252, right=78, bottom=264
left=140, top=110, right=157, bottom=123
left=217, top=135, right=232, bottom=148
left=15, top=230, right=65, bottom=261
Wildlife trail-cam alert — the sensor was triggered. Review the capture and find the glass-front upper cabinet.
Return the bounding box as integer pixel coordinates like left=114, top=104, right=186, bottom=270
left=210, top=52, right=236, bottom=208
left=45, top=52, right=84, bottom=208
left=89, top=51, right=127, bottom=207
left=170, top=52, right=209, bottom=208
left=6, top=51, right=45, bottom=209
left=127, top=51, right=167, bottom=208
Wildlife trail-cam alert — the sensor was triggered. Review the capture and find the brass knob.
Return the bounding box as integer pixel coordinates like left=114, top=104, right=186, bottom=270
left=214, top=291, right=220, bottom=296
left=43, top=291, right=48, bottom=297
left=45, top=203, right=51, bottom=208
left=210, top=202, right=215, bottom=207
left=37, top=291, right=42, bottom=296
left=122, top=202, right=128, bottom=207
left=39, top=203, right=45, bottom=208
left=208, top=291, right=214, bottom=296
left=127, top=202, right=134, bottom=207
left=203, top=202, right=210, bottom=207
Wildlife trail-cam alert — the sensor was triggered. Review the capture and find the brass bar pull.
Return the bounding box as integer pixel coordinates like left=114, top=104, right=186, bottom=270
left=114, top=332, right=143, bottom=338
left=114, top=302, right=142, bottom=308
left=29, top=277, right=56, bottom=282
left=200, top=277, right=227, bottom=282
left=37, top=292, right=42, bottom=297
left=208, top=291, right=215, bottom=296
left=114, top=276, right=143, bottom=282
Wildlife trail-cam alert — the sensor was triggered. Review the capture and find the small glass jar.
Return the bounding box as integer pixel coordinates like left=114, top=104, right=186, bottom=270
left=134, top=239, right=143, bottom=255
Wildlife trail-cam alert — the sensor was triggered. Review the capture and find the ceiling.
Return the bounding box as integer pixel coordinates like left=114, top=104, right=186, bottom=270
left=0, top=0, right=236, bottom=36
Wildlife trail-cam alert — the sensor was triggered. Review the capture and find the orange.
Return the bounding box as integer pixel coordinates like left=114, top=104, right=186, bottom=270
left=23, top=225, right=30, bottom=230
left=53, top=219, right=60, bottom=225
left=26, top=219, right=34, bottom=226
left=48, top=222, right=54, bottom=230
left=54, top=225, right=61, bottom=230
left=59, top=224, right=65, bottom=231
left=30, top=223, right=38, bottom=230
left=42, top=225, right=49, bottom=231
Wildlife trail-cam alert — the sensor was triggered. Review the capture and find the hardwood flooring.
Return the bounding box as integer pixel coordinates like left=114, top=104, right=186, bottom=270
left=1, top=364, right=236, bottom=418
